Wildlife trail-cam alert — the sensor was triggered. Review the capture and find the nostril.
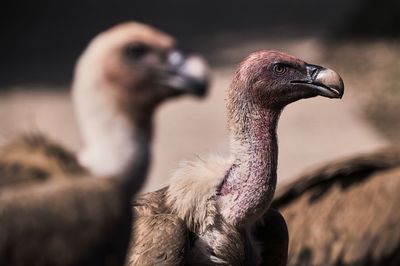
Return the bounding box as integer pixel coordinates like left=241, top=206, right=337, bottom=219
left=310, top=68, right=319, bottom=79
left=306, top=64, right=322, bottom=80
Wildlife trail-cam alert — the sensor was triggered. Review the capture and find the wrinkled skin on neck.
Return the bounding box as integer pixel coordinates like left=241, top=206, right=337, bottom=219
left=219, top=85, right=282, bottom=227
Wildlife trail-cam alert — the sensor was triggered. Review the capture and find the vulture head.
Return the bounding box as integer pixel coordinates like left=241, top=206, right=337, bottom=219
left=228, top=50, right=344, bottom=114
left=72, top=22, right=209, bottom=177
left=73, top=22, right=209, bottom=121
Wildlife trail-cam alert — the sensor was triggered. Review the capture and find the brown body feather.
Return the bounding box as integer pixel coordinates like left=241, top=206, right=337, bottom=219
left=128, top=188, right=188, bottom=265
left=0, top=176, right=132, bottom=266
left=0, top=132, right=149, bottom=265
left=0, top=134, right=85, bottom=188
left=271, top=147, right=400, bottom=266
left=129, top=186, right=246, bottom=265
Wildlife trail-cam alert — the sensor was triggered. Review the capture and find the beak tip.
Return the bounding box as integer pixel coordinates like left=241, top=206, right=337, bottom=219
left=315, top=68, right=345, bottom=99
left=193, top=82, right=209, bottom=97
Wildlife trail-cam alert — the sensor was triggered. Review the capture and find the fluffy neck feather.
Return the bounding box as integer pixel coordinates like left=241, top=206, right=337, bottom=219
left=72, top=59, right=153, bottom=181
left=77, top=103, right=152, bottom=178
left=219, top=90, right=282, bottom=227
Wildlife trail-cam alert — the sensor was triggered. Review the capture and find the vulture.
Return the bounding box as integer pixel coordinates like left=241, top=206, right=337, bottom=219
left=270, top=147, right=400, bottom=266
left=0, top=22, right=209, bottom=265
left=0, top=154, right=147, bottom=266
left=0, top=22, right=209, bottom=188
left=128, top=50, right=345, bottom=265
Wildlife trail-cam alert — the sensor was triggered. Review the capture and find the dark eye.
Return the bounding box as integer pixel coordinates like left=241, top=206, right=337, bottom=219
left=124, top=44, right=150, bottom=59
left=273, top=64, right=287, bottom=75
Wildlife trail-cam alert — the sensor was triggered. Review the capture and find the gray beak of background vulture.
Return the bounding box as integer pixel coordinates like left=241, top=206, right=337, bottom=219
left=156, top=50, right=209, bottom=96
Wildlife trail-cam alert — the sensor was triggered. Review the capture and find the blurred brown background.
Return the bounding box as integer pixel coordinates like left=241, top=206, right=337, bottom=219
left=0, top=0, right=399, bottom=191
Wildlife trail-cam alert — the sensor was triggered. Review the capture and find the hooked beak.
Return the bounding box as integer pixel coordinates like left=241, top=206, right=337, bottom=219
left=156, top=50, right=210, bottom=97
left=292, top=64, right=344, bottom=99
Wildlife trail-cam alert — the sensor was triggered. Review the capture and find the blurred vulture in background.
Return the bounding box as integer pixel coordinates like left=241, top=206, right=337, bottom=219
left=0, top=22, right=208, bottom=188
left=0, top=22, right=209, bottom=265
left=271, top=147, right=400, bottom=266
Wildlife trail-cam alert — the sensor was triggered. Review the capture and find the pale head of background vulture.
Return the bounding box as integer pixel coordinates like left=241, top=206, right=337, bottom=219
left=72, top=22, right=209, bottom=178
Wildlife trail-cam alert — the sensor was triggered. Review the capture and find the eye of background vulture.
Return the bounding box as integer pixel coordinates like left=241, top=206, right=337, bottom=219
left=124, top=44, right=150, bottom=60
left=272, top=64, right=287, bottom=75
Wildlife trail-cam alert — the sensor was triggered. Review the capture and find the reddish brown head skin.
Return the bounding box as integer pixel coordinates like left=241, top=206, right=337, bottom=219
left=227, top=51, right=323, bottom=120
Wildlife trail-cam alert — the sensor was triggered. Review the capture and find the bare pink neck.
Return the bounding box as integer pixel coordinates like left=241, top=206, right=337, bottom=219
left=218, top=108, right=281, bottom=227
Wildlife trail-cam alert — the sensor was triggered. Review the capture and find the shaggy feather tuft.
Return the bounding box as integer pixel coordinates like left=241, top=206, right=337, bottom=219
left=166, top=154, right=232, bottom=234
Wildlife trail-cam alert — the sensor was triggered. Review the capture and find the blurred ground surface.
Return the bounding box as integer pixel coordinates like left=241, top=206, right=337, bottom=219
left=0, top=38, right=391, bottom=192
